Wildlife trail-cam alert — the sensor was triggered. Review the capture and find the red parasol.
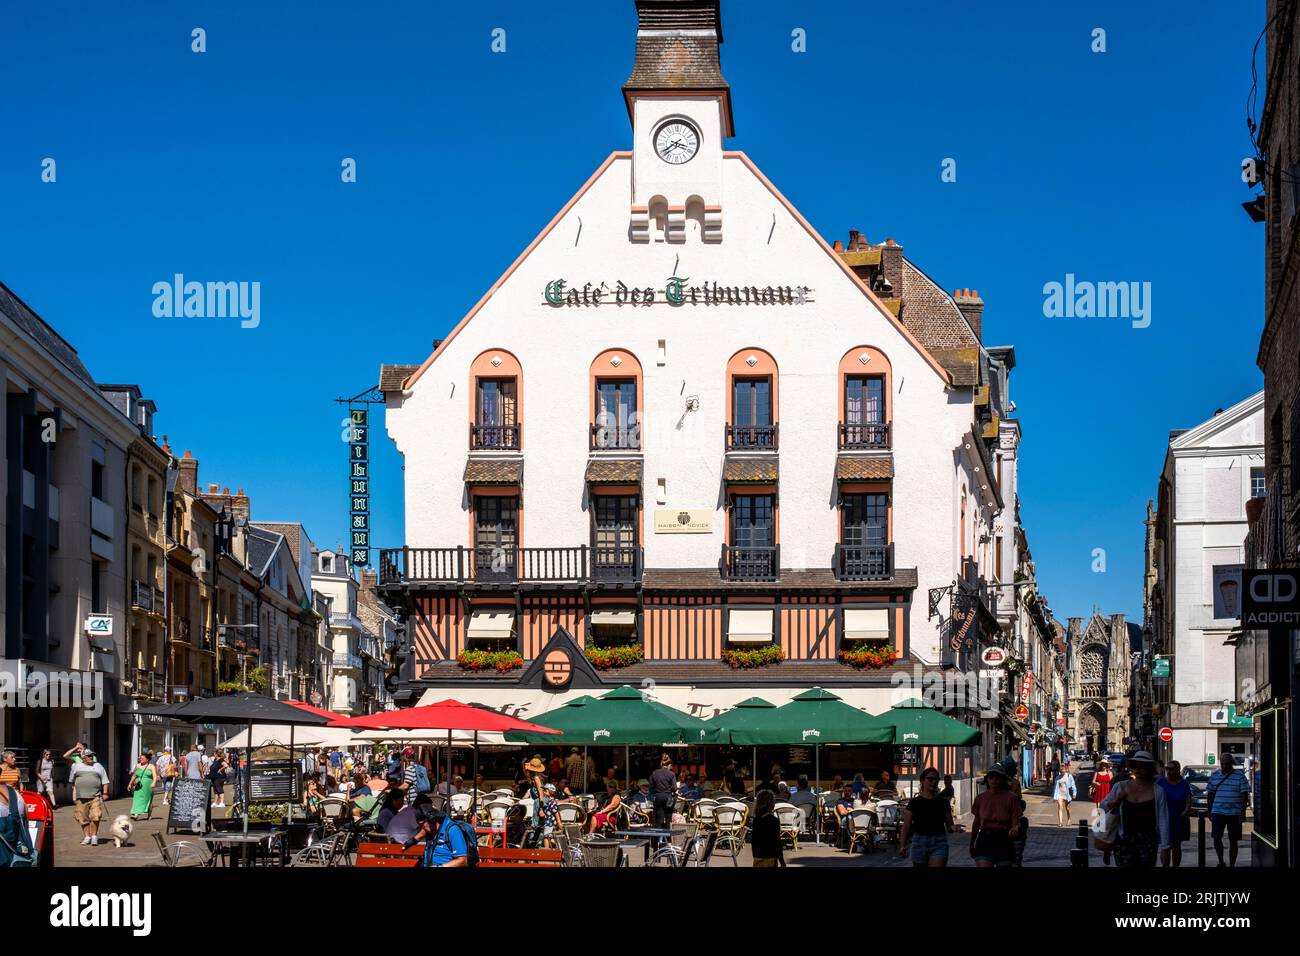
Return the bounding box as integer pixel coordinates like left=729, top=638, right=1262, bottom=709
left=285, top=700, right=351, bottom=726
left=338, top=698, right=561, bottom=735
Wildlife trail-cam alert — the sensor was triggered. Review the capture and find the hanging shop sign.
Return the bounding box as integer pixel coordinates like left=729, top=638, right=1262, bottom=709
left=1013, top=704, right=1030, bottom=722
left=1241, top=569, right=1300, bottom=626
left=1019, top=673, right=1032, bottom=705
left=348, top=408, right=370, bottom=567
left=544, top=277, right=813, bottom=307
left=980, top=646, right=1006, bottom=666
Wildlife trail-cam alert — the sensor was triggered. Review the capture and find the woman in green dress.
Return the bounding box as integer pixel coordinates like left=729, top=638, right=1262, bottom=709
left=130, top=754, right=158, bottom=820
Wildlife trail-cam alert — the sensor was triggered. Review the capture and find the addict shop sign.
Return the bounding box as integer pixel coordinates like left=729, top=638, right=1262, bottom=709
left=1241, top=570, right=1300, bottom=626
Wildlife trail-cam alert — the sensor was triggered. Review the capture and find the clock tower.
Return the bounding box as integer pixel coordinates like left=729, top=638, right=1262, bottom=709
left=622, top=0, right=733, bottom=243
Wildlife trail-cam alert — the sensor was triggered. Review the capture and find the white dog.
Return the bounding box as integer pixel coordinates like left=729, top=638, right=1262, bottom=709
left=109, top=814, right=133, bottom=848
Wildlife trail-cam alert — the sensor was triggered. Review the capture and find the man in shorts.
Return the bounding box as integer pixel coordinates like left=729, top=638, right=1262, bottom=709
left=69, top=750, right=110, bottom=846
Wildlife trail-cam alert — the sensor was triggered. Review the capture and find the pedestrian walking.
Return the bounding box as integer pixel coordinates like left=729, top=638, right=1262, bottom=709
left=1099, top=751, right=1167, bottom=868
left=68, top=749, right=110, bottom=846
left=1053, top=765, right=1077, bottom=826
left=156, top=747, right=177, bottom=804
left=0, top=750, right=20, bottom=788
left=969, top=765, right=1021, bottom=868
left=1089, top=758, right=1115, bottom=864
left=128, top=754, right=158, bottom=820
left=1156, top=760, right=1191, bottom=867
left=207, top=749, right=228, bottom=808
left=750, top=789, right=785, bottom=867
left=34, top=750, right=56, bottom=808
left=1206, top=752, right=1250, bottom=868
left=182, top=743, right=204, bottom=780
left=900, top=766, right=953, bottom=867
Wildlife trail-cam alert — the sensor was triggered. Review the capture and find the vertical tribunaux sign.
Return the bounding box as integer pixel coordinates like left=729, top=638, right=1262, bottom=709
left=349, top=408, right=370, bottom=566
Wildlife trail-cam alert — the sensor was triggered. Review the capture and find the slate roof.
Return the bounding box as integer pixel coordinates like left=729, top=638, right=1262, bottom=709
left=245, top=526, right=282, bottom=577
left=722, top=458, right=778, bottom=483
left=585, top=458, right=643, bottom=484
left=0, top=281, right=100, bottom=390
left=622, top=0, right=734, bottom=135
left=898, top=260, right=981, bottom=385
left=836, top=455, right=894, bottom=481
left=463, top=458, right=523, bottom=485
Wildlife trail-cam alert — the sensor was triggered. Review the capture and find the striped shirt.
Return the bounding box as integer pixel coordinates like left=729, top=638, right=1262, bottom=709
left=1208, top=768, right=1250, bottom=816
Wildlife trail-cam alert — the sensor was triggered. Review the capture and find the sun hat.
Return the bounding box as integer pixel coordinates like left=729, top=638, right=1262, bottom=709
left=1128, top=750, right=1156, bottom=766
left=985, top=765, right=1010, bottom=779
left=637, top=778, right=650, bottom=786
left=544, top=782, right=556, bottom=792
left=524, top=757, right=547, bottom=774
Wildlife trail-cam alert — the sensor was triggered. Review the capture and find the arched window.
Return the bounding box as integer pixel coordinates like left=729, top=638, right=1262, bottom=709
left=469, top=349, right=522, bottom=450
left=725, top=348, right=779, bottom=450
left=589, top=349, right=644, bottom=450
left=838, top=346, right=892, bottom=448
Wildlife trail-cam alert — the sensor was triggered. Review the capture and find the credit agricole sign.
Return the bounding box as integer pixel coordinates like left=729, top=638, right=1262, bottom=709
left=544, top=276, right=814, bottom=306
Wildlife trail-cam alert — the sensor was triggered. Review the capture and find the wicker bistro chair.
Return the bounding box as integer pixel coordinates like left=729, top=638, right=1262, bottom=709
left=580, top=839, right=624, bottom=868
left=846, top=808, right=875, bottom=855
left=555, top=802, right=586, bottom=827
left=682, top=830, right=717, bottom=867
left=713, top=803, right=749, bottom=865
left=449, top=793, right=473, bottom=817
left=318, top=797, right=350, bottom=832
left=692, top=799, right=720, bottom=830
left=483, top=799, right=514, bottom=841
left=648, top=822, right=699, bottom=867
left=774, top=803, right=802, bottom=850
left=561, top=823, right=586, bottom=865
left=289, top=829, right=349, bottom=867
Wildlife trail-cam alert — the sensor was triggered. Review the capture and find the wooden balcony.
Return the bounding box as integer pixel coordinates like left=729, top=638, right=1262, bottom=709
left=469, top=423, right=521, bottom=450
left=379, top=545, right=643, bottom=587
left=720, top=544, right=779, bottom=582
left=838, top=422, right=890, bottom=450
left=725, top=423, right=778, bottom=451
left=834, top=543, right=894, bottom=581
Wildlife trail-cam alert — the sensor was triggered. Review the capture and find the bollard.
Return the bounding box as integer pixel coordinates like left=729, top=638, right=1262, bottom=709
left=1197, top=812, right=1207, bottom=868
left=1069, top=847, right=1087, bottom=867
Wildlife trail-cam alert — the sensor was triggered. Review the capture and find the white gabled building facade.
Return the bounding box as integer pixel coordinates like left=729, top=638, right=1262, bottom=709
left=1153, top=391, right=1265, bottom=771
left=376, top=0, right=1018, bottom=794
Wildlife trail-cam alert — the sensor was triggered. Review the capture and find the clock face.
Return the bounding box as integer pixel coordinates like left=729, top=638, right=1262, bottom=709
left=653, top=120, right=700, bottom=165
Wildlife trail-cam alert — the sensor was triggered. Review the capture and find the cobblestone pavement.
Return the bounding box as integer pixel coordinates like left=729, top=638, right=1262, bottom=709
left=50, top=779, right=1253, bottom=869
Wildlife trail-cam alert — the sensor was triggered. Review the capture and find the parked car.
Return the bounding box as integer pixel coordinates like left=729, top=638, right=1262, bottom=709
left=1184, top=765, right=1215, bottom=814
left=1104, top=751, right=1127, bottom=769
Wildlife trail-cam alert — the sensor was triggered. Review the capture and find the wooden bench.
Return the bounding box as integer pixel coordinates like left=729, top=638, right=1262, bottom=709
left=479, top=846, right=563, bottom=867
left=355, top=841, right=562, bottom=867
left=354, top=842, right=423, bottom=868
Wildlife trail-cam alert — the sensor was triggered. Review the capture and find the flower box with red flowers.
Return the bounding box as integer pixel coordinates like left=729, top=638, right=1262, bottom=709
left=722, top=644, right=786, bottom=669
left=456, top=649, right=523, bottom=673
left=838, top=644, right=898, bottom=670
left=584, top=644, right=644, bottom=670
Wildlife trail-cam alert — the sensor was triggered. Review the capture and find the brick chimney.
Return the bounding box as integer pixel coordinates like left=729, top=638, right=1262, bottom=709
left=201, top=484, right=252, bottom=523
left=879, top=237, right=904, bottom=300
left=953, top=288, right=984, bottom=341
left=176, top=450, right=198, bottom=496
left=358, top=568, right=379, bottom=608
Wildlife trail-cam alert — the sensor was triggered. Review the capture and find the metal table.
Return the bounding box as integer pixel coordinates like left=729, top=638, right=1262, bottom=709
left=610, top=828, right=674, bottom=864
left=200, top=830, right=284, bottom=867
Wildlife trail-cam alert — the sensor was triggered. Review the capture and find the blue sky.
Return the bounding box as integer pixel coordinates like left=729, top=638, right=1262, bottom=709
left=1, top=1, right=1265, bottom=624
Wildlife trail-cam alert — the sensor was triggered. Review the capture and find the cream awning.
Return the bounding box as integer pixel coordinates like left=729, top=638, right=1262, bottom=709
left=466, top=610, right=516, bottom=641
left=589, top=610, right=636, bottom=627
left=727, top=609, right=774, bottom=644
left=844, top=608, right=891, bottom=641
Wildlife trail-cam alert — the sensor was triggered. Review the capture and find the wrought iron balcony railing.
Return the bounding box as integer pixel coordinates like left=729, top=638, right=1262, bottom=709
left=838, top=421, right=890, bottom=450
left=721, top=544, right=779, bottom=582
left=130, top=580, right=155, bottom=612
left=725, top=423, right=778, bottom=451
left=590, top=422, right=641, bottom=451
left=834, top=543, right=893, bottom=581
left=379, top=545, right=643, bottom=586
left=469, top=423, right=521, bottom=450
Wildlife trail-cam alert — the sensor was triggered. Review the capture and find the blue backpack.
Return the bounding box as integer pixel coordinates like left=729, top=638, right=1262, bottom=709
left=412, top=763, right=432, bottom=795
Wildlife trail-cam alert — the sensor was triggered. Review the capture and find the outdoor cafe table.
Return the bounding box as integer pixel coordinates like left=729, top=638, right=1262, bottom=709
left=200, top=829, right=285, bottom=867
left=610, top=828, right=673, bottom=864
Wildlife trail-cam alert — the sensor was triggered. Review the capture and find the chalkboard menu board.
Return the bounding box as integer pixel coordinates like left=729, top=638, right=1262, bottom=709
left=248, top=762, right=301, bottom=804
left=167, top=779, right=212, bottom=834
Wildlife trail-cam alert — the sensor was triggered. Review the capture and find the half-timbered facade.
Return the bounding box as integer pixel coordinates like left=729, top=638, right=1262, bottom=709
left=377, top=0, right=1010, bottom=743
